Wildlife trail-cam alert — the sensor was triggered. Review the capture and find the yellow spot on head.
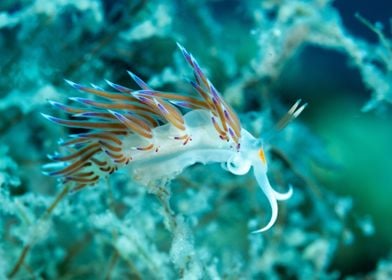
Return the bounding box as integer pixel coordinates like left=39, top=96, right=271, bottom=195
left=258, top=148, right=267, bottom=164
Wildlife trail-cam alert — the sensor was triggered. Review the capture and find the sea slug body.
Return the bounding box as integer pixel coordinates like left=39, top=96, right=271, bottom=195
left=42, top=43, right=306, bottom=232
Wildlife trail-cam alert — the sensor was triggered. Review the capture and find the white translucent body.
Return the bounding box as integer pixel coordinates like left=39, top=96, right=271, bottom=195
left=99, top=109, right=292, bottom=233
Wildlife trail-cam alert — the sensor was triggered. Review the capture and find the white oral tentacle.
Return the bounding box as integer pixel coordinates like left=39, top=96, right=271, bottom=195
left=272, top=184, right=293, bottom=201
left=226, top=153, right=251, bottom=175
left=252, top=163, right=293, bottom=233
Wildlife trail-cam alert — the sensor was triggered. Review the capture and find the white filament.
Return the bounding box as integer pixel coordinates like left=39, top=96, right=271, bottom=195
left=251, top=161, right=293, bottom=233
left=226, top=153, right=251, bottom=175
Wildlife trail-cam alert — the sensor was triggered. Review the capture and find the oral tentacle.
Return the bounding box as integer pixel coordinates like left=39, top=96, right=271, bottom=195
left=252, top=162, right=292, bottom=233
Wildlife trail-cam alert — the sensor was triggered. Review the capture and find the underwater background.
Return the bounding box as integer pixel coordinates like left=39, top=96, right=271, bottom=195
left=1, top=0, right=392, bottom=279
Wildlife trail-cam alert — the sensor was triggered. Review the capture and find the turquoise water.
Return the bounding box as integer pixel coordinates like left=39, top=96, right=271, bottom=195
left=1, top=1, right=391, bottom=279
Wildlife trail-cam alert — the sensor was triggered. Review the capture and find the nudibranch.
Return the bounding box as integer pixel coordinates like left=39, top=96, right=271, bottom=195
left=42, top=43, right=306, bottom=233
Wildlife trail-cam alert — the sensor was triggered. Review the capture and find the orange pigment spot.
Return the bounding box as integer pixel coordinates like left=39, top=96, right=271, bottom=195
left=258, top=148, right=267, bottom=164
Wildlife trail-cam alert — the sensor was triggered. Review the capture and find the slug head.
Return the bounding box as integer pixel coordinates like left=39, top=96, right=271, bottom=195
left=226, top=130, right=292, bottom=233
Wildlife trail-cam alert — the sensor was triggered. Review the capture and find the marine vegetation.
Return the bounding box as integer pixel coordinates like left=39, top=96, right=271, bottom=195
left=1, top=1, right=392, bottom=279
